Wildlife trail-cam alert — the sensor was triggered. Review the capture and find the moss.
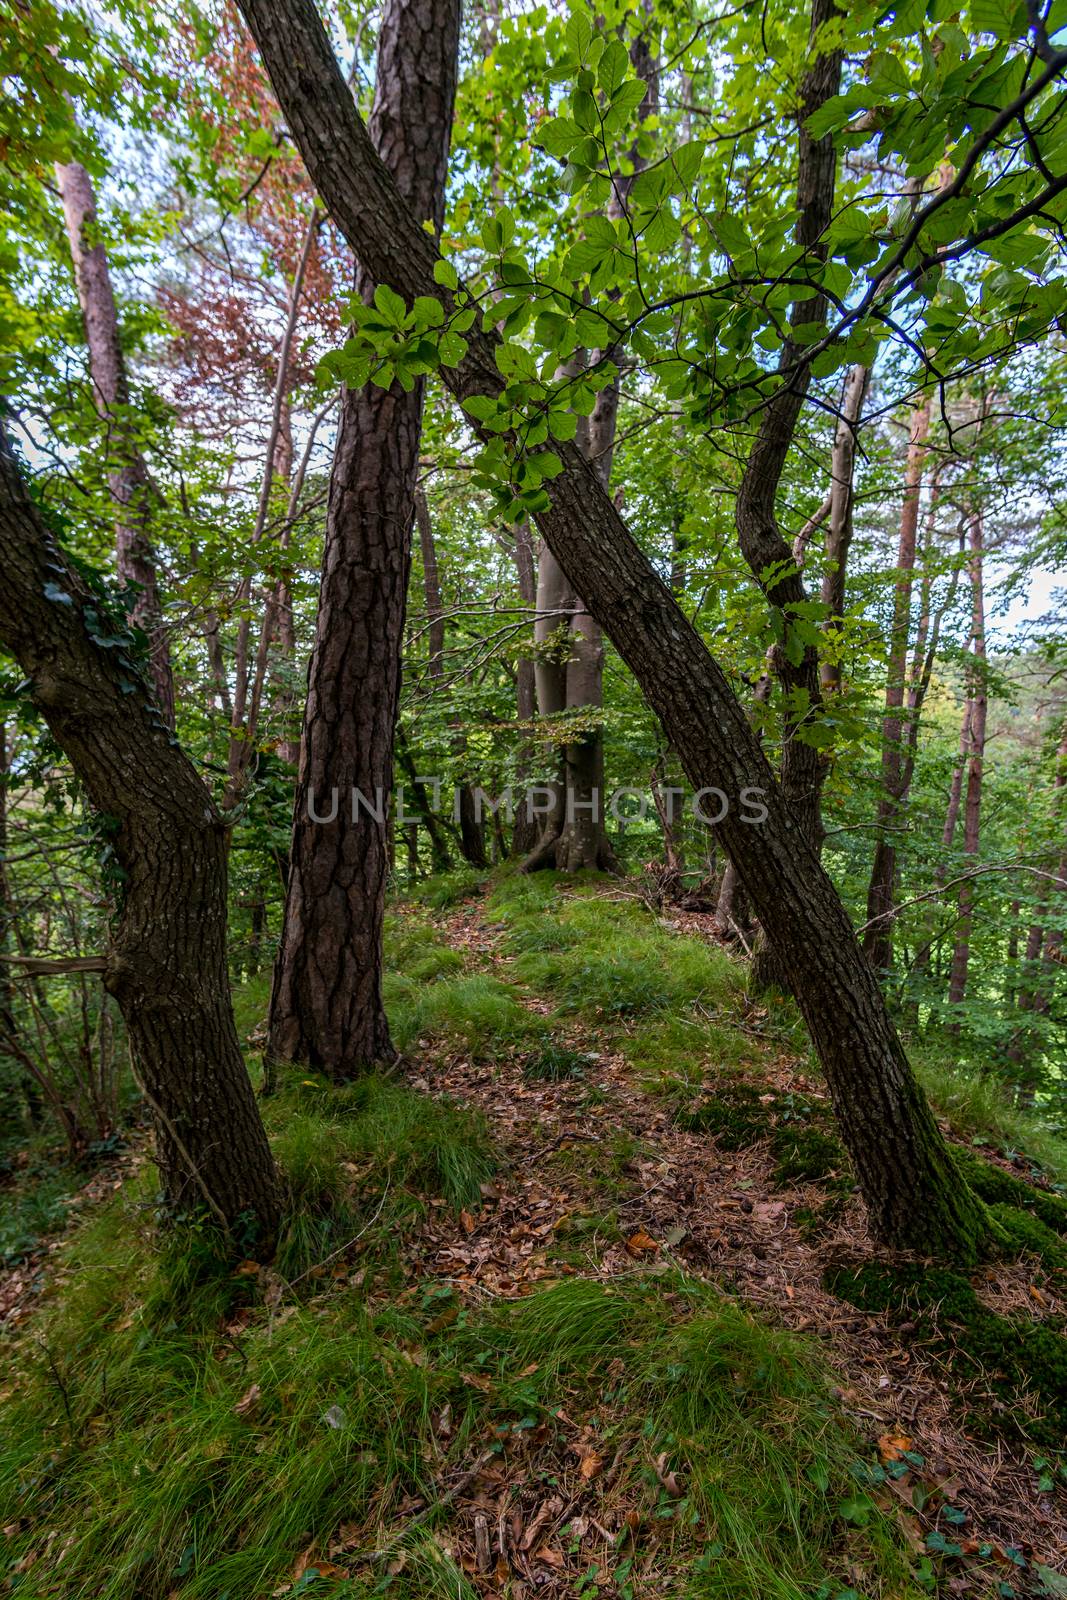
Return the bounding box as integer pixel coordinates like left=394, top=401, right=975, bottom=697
left=954, top=1147, right=1067, bottom=1236
left=825, top=1260, right=1067, bottom=1445
left=988, top=1203, right=1067, bottom=1270
left=676, top=1079, right=772, bottom=1146
left=678, top=1082, right=850, bottom=1191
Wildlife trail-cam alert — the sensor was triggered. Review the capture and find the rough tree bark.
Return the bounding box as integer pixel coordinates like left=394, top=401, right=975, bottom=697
left=55, top=157, right=174, bottom=728
left=238, top=0, right=993, bottom=1257
left=266, top=0, right=461, bottom=1075
left=0, top=424, right=281, bottom=1246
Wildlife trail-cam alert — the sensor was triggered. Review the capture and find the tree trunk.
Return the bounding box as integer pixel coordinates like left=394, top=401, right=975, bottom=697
left=948, top=508, right=988, bottom=1008
left=819, top=362, right=869, bottom=694
left=864, top=396, right=932, bottom=972
left=511, top=519, right=540, bottom=856
left=268, top=0, right=460, bottom=1076
left=55, top=157, right=174, bottom=728
left=238, top=0, right=994, bottom=1257
left=0, top=426, right=281, bottom=1246
left=521, top=541, right=574, bottom=868
left=732, top=0, right=840, bottom=994
left=415, top=488, right=486, bottom=868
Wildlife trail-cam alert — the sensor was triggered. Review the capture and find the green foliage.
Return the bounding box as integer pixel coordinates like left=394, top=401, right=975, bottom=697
left=915, top=1053, right=1067, bottom=1184
left=0, top=1158, right=81, bottom=1264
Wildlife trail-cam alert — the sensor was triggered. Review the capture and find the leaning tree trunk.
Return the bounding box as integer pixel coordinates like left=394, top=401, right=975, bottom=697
left=55, top=156, right=175, bottom=730
left=267, top=0, right=461, bottom=1076
left=0, top=424, right=281, bottom=1247
left=237, top=0, right=993, bottom=1259
left=731, top=0, right=840, bottom=990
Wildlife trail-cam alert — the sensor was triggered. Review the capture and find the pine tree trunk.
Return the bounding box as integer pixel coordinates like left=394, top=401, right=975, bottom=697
left=55, top=157, right=174, bottom=728
left=267, top=0, right=460, bottom=1075
left=0, top=426, right=281, bottom=1246
left=238, top=0, right=994, bottom=1257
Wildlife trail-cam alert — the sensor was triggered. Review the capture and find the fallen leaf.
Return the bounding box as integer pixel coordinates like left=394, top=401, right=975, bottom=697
left=625, top=1229, right=659, bottom=1257
left=234, top=1383, right=261, bottom=1418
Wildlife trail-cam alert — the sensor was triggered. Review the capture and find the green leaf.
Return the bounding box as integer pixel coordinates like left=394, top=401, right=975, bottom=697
left=598, top=39, right=629, bottom=95
left=433, top=258, right=459, bottom=290
left=565, top=7, right=593, bottom=60
left=412, top=295, right=445, bottom=328
left=538, top=115, right=580, bottom=157
left=372, top=284, right=407, bottom=326
left=670, top=140, right=706, bottom=189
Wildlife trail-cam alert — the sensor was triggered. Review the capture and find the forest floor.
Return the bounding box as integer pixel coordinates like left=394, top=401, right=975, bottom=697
left=2, top=868, right=1067, bottom=1600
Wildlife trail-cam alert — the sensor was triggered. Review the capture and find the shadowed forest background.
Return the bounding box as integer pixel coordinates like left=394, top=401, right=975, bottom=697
left=1, top=0, right=1067, bottom=1594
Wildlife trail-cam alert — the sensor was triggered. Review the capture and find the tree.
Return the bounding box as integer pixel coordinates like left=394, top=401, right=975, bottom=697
left=0, top=424, right=281, bottom=1247
left=863, top=395, right=933, bottom=972
left=235, top=0, right=999, bottom=1259
left=266, top=0, right=462, bottom=1075
left=55, top=154, right=175, bottom=727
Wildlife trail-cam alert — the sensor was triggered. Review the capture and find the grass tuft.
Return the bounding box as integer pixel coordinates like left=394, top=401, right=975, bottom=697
left=388, top=973, right=544, bottom=1056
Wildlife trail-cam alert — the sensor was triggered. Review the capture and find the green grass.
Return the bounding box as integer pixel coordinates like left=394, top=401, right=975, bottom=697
left=387, top=972, right=545, bottom=1055
left=229, top=969, right=272, bottom=1045
left=522, top=1039, right=590, bottom=1081
left=264, top=1072, right=496, bottom=1279
left=407, top=866, right=487, bottom=909
left=512, top=896, right=740, bottom=1018
left=624, top=1012, right=756, bottom=1093
left=0, top=1157, right=82, bottom=1264
left=914, top=1047, right=1067, bottom=1184
left=0, top=1234, right=927, bottom=1600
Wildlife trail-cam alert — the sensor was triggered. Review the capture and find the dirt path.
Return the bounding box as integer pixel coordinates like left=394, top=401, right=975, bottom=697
left=398, top=895, right=1067, bottom=1586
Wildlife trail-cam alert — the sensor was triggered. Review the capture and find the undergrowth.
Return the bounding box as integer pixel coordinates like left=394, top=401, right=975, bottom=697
left=0, top=1231, right=928, bottom=1600
left=7, top=870, right=1067, bottom=1598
